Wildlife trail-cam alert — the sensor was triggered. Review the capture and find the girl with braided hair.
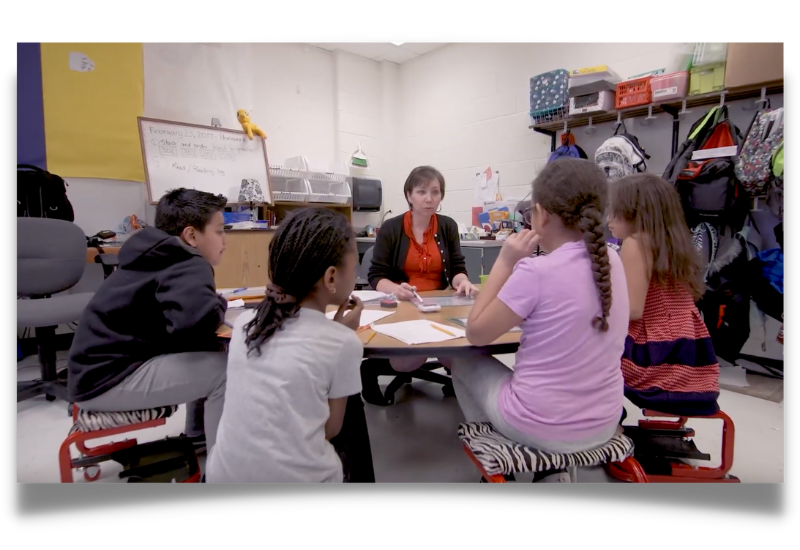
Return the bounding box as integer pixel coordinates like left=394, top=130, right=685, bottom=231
left=608, top=174, right=719, bottom=416
left=450, top=159, right=630, bottom=482
left=207, top=208, right=375, bottom=483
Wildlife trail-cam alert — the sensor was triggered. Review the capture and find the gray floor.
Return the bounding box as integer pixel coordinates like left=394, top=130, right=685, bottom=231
left=366, top=373, right=612, bottom=483
left=17, top=353, right=784, bottom=483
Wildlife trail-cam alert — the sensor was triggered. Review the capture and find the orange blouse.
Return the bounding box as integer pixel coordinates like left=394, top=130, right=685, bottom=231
left=402, top=211, right=443, bottom=291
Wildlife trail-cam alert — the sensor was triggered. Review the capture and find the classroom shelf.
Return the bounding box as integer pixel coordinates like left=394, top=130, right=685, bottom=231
left=529, top=81, right=783, bottom=133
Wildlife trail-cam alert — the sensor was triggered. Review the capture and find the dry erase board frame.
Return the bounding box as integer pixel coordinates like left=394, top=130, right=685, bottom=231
left=138, top=117, right=273, bottom=205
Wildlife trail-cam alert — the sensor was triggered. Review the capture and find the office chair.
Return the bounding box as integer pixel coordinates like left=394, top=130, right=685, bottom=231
left=17, top=218, right=95, bottom=403
left=355, top=245, right=373, bottom=290
left=358, top=246, right=455, bottom=406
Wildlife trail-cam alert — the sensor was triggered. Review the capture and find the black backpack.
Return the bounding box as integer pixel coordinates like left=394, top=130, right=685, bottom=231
left=17, top=164, right=75, bottom=222
left=673, top=108, right=748, bottom=236
left=663, top=107, right=722, bottom=185
left=697, top=228, right=758, bottom=363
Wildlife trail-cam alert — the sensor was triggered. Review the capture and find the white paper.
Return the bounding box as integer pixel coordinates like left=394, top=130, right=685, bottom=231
left=325, top=309, right=395, bottom=326
left=69, top=52, right=95, bottom=72
left=473, top=167, right=500, bottom=206
left=227, top=299, right=245, bottom=309
left=372, top=320, right=466, bottom=345
left=217, top=286, right=267, bottom=297
left=351, top=290, right=388, bottom=302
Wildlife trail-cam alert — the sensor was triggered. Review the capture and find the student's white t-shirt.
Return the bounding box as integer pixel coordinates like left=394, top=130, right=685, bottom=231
left=207, top=308, right=363, bottom=483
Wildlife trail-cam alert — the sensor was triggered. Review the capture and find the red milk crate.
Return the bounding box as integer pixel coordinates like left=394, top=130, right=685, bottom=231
left=615, top=76, right=653, bottom=109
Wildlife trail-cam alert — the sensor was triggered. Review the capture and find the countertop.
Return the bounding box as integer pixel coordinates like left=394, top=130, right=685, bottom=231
left=355, top=236, right=503, bottom=247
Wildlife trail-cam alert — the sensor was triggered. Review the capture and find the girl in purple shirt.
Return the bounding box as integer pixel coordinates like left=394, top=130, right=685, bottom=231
left=451, top=159, right=629, bottom=482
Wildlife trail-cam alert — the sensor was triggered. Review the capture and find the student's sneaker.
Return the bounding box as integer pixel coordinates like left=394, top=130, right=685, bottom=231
left=181, top=433, right=207, bottom=455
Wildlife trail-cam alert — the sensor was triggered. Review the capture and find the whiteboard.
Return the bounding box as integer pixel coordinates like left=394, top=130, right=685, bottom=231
left=138, top=117, right=272, bottom=204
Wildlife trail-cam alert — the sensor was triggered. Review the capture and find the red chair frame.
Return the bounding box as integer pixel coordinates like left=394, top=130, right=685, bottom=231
left=608, top=409, right=739, bottom=483
left=58, top=406, right=191, bottom=483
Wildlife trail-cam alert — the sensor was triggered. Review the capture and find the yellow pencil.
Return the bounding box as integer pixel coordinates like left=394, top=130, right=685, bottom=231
left=363, top=330, right=376, bottom=344
left=430, top=323, right=457, bottom=337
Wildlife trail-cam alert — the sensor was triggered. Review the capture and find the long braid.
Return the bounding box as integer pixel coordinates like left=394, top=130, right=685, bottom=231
left=243, top=208, right=353, bottom=355
left=578, top=205, right=612, bottom=332
left=532, top=158, right=612, bottom=332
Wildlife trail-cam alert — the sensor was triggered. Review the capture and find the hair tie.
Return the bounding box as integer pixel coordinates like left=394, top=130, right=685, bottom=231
left=266, top=283, right=297, bottom=305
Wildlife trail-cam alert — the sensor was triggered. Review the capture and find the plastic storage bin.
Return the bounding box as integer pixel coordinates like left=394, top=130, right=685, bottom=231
left=530, top=69, right=570, bottom=125
left=693, top=43, right=728, bottom=67
left=615, top=76, right=653, bottom=109
left=284, top=156, right=352, bottom=204
left=651, top=71, right=689, bottom=102
left=689, top=63, right=726, bottom=96
left=269, top=166, right=310, bottom=202
left=569, top=90, right=616, bottom=115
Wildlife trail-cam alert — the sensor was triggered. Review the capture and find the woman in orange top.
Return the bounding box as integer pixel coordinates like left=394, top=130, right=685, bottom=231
left=366, top=166, right=478, bottom=399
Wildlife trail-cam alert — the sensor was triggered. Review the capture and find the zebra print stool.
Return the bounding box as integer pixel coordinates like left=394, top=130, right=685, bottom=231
left=59, top=405, right=179, bottom=483
left=458, top=422, right=648, bottom=483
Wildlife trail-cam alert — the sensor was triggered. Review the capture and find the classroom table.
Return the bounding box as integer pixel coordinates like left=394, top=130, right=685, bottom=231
left=218, top=290, right=521, bottom=359
left=85, top=246, right=121, bottom=263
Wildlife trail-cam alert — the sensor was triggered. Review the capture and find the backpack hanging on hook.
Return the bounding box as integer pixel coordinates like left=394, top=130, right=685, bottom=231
left=594, top=120, right=650, bottom=180
left=548, top=130, right=588, bottom=162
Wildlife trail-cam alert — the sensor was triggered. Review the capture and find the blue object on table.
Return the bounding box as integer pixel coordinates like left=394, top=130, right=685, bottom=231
left=17, top=339, right=23, bottom=361
left=223, top=212, right=252, bottom=224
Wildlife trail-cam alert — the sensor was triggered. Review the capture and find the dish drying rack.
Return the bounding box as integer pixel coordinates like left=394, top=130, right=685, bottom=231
left=284, top=156, right=351, bottom=204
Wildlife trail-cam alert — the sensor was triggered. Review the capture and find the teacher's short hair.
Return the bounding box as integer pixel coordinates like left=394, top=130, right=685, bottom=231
left=403, top=166, right=446, bottom=206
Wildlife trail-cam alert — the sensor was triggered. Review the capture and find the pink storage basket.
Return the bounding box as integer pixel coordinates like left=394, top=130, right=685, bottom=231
left=651, top=71, right=689, bottom=102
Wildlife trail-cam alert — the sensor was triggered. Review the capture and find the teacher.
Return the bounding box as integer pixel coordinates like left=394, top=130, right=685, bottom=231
left=367, top=165, right=478, bottom=375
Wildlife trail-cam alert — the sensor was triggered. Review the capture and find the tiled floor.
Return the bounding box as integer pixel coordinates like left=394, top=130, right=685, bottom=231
left=17, top=354, right=784, bottom=483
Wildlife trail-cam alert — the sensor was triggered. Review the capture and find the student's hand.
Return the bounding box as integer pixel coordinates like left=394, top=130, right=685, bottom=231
left=453, top=278, right=479, bottom=297
left=498, top=229, right=540, bottom=267
left=333, top=296, right=364, bottom=332
left=394, top=282, right=418, bottom=302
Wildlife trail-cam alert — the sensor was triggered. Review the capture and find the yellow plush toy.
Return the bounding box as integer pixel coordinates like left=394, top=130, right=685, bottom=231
left=237, top=109, right=267, bottom=140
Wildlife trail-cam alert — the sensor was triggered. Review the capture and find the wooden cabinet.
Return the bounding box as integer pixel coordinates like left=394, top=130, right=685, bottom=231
left=215, top=202, right=353, bottom=288
left=215, top=230, right=274, bottom=288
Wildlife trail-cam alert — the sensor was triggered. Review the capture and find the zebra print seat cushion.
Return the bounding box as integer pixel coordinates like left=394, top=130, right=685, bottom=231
left=71, top=406, right=179, bottom=434
left=458, top=422, right=635, bottom=476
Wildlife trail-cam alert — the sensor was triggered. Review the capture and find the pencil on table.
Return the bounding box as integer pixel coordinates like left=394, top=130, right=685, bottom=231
left=430, top=323, right=457, bottom=338
left=363, top=330, right=376, bottom=344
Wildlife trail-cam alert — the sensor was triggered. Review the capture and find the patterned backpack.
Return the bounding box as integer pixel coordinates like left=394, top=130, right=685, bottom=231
left=691, top=222, right=720, bottom=284
left=767, top=139, right=784, bottom=220
left=734, top=107, right=784, bottom=196
left=594, top=121, right=649, bottom=181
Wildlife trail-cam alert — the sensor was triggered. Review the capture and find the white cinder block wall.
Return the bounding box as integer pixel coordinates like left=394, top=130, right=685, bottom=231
left=69, top=43, right=339, bottom=236
left=395, top=43, right=696, bottom=225
left=65, top=42, right=783, bottom=236
left=333, top=51, right=403, bottom=229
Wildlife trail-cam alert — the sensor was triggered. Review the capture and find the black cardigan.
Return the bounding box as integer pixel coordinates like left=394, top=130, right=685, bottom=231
left=368, top=213, right=468, bottom=291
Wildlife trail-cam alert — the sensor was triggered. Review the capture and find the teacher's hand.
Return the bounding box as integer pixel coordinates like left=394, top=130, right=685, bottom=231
left=453, top=278, right=479, bottom=297
left=394, top=282, right=418, bottom=302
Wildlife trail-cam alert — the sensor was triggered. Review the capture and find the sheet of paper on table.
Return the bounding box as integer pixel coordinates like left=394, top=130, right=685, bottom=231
left=372, top=320, right=466, bottom=345
left=325, top=309, right=396, bottom=327
left=217, top=286, right=267, bottom=301
left=447, top=317, right=522, bottom=332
